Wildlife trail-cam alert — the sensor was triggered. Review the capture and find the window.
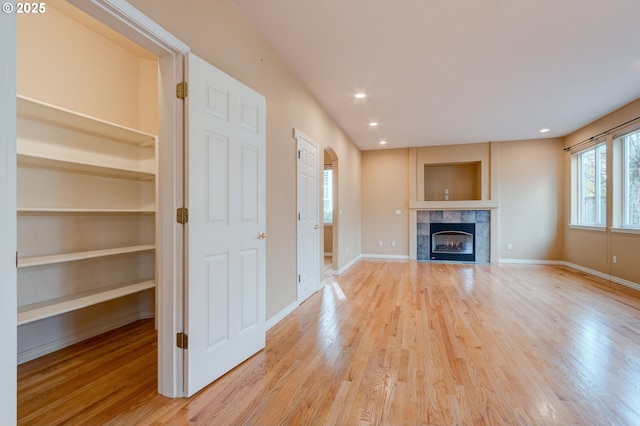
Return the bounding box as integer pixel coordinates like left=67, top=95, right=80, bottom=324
left=323, top=168, right=333, bottom=223
left=622, top=130, right=640, bottom=227
left=575, top=143, right=606, bottom=226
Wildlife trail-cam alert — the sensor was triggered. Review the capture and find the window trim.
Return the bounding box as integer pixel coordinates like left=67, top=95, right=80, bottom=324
left=572, top=142, right=607, bottom=227
left=612, top=128, right=640, bottom=230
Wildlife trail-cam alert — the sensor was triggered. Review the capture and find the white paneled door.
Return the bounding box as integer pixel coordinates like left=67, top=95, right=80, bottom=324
left=186, top=53, right=266, bottom=396
left=296, top=130, right=320, bottom=304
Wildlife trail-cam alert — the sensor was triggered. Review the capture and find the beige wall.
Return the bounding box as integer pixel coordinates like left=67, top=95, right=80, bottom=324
left=362, top=140, right=564, bottom=261
left=563, top=98, right=640, bottom=284
left=498, top=138, right=564, bottom=260
left=416, top=143, right=491, bottom=201
left=17, top=4, right=158, bottom=134
left=129, top=0, right=362, bottom=318
left=362, top=149, right=409, bottom=256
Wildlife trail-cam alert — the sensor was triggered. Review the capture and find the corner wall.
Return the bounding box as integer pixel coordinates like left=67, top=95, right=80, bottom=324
left=563, top=98, right=640, bottom=284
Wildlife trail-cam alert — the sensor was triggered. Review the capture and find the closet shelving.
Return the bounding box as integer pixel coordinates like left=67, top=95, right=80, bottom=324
left=16, top=95, right=157, bottom=327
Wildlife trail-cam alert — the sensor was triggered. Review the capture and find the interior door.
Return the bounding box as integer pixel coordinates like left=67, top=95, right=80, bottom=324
left=296, top=132, right=320, bottom=304
left=186, top=53, right=266, bottom=396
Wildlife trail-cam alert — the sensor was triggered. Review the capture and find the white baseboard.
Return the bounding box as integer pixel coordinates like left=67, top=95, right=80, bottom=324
left=563, top=261, right=640, bottom=292
left=498, top=258, right=640, bottom=293
left=334, top=254, right=362, bottom=275
left=361, top=254, right=410, bottom=260
left=266, top=300, right=298, bottom=331
left=324, top=252, right=332, bottom=256
left=499, top=259, right=565, bottom=265
left=17, top=311, right=148, bottom=364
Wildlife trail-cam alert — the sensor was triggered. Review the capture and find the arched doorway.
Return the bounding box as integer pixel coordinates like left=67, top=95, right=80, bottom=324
left=323, top=148, right=339, bottom=272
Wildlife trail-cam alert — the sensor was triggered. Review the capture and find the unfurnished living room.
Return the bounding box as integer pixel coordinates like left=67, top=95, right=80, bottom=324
left=2, top=0, right=640, bottom=425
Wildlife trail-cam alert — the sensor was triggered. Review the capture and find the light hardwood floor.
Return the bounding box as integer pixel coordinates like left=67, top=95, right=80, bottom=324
left=18, top=261, right=640, bottom=425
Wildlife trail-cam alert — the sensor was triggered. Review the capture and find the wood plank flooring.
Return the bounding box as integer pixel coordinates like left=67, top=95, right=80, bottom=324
left=18, top=261, right=640, bottom=425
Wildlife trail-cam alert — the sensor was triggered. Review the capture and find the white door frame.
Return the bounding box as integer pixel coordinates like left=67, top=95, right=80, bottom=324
left=0, top=9, right=17, bottom=423
left=68, top=0, right=189, bottom=397
left=294, top=128, right=321, bottom=304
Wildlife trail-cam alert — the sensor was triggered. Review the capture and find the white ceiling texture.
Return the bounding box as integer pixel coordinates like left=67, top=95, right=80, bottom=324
left=234, top=0, right=640, bottom=150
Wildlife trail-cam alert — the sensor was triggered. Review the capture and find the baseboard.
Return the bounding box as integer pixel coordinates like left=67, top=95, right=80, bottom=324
left=334, top=254, right=362, bottom=275
left=361, top=254, right=410, bottom=260
left=17, top=311, right=146, bottom=364
left=563, top=261, right=640, bottom=292
left=324, top=252, right=332, bottom=256
left=499, top=259, right=565, bottom=265
left=498, top=258, right=640, bottom=293
left=266, top=300, right=298, bottom=331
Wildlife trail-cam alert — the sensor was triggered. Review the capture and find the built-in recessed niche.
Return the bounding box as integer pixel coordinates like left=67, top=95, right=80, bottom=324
left=424, top=162, right=481, bottom=201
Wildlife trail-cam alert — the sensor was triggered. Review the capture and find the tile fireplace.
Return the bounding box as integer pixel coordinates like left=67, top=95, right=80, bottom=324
left=417, top=210, right=490, bottom=263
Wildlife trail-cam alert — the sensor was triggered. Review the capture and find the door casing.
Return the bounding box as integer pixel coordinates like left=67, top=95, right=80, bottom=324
left=68, top=0, right=189, bottom=397
left=295, top=129, right=321, bottom=304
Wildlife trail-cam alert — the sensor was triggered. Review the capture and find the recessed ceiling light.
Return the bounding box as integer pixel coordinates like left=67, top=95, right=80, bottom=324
left=540, top=128, right=550, bottom=133
left=369, top=122, right=379, bottom=127
left=380, top=140, right=387, bottom=145
left=355, top=93, right=366, bottom=99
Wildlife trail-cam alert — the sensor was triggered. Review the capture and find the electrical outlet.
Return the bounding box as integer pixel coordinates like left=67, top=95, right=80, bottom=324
left=392, top=241, right=396, bottom=247
left=613, top=255, right=617, bottom=264
left=507, top=243, right=513, bottom=250
left=379, top=240, right=383, bottom=247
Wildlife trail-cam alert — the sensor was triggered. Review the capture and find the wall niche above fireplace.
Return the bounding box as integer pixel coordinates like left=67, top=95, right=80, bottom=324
left=424, top=162, right=481, bottom=201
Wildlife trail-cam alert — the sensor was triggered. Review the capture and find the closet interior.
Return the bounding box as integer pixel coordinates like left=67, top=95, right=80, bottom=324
left=16, top=0, right=159, bottom=364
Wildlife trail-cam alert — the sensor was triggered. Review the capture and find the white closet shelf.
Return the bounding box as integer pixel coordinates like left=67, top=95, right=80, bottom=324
left=17, top=95, right=156, bottom=147
left=18, top=244, right=156, bottom=268
left=18, top=208, right=155, bottom=214
left=17, top=279, right=156, bottom=326
left=17, top=153, right=155, bottom=180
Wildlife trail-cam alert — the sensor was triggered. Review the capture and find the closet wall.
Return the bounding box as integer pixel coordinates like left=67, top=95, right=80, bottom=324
left=16, top=2, right=158, bottom=363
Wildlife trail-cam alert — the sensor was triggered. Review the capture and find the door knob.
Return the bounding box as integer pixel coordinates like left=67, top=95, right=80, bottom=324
left=314, top=225, right=319, bottom=230
left=258, top=232, right=268, bottom=240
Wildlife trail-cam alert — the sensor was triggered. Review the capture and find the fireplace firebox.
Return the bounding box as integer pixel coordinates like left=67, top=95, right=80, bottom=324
left=430, top=223, right=475, bottom=261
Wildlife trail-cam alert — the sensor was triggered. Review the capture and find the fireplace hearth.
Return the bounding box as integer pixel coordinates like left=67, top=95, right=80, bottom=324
left=430, top=223, right=475, bottom=261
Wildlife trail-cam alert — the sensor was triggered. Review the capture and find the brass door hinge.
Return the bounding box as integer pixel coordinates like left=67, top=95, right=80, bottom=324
left=176, top=332, right=188, bottom=349
left=176, top=81, right=188, bottom=99
left=177, top=207, right=189, bottom=224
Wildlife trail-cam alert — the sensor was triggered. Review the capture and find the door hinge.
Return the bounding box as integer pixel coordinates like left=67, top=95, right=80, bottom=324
left=298, top=150, right=301, bottom=159
left=177, top=207, right=189, bottom=224
left=16, top=251, right=18, bottom=268
left=176, top=332, right=188, bottom=349
left=176, top=81, right=188, bottom=99
left=298, top=274, right=301, bottom=282
left=298, top=212, right=301, bottom=221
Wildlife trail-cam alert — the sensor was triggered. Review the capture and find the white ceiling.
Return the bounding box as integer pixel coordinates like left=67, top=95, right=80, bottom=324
left=234, top=0, right=640, bottom=150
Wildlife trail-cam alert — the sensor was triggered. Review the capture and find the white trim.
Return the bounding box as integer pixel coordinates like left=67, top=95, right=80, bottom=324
left=610, top=227, right=640, bottom=235
left=498, top=259, right=640, bottom=293
left=334, top=255, right=362, bottom=275
left=266, top=301, right=299, bottom=331
left=67, top=0, right=189, bottom=398
left=568, top=224, right=607, bottom=232
left=294, top=128, right=322, bottom=305
left=498, top=259, right=565, bottom=265
left=0, top=9, right=17, bottom=423
left=361, top=254, right=410, bottom=260
left=563, top=262, right=640, bottom=292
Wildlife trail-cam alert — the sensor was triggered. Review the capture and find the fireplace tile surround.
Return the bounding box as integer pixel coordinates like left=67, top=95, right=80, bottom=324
left=417, top=210, right=490, bottom=263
